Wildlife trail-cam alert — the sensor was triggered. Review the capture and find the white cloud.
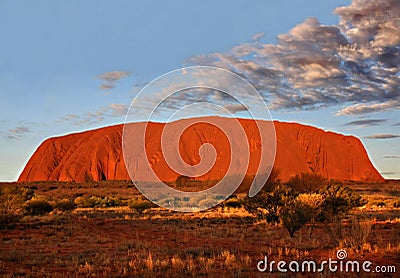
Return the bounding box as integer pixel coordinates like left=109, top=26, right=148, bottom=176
left=187, top=0, right=400, bottom=115
left=336, top=100, right=400, bottom=116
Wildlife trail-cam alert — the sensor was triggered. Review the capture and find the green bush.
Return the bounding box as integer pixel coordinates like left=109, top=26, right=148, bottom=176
left=24, top=198, right=53, bottom=216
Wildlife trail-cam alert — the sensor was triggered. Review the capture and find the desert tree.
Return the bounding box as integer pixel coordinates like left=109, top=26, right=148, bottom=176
left=243, top=184, right=297, bottom=224
left=280, top=201, right=314, bottom=238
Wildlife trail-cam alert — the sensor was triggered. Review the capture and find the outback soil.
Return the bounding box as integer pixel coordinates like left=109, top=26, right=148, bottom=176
left=1, top=181, right=399, bottom=277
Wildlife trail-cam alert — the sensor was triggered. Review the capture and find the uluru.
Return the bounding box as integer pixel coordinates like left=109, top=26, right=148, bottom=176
left=18, top=117, right=384, bottom=183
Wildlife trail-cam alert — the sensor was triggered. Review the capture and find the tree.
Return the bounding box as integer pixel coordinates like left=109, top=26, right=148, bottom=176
left=280, top=201, right=313, bottom=237
left=245, top=187, right=319, bottom=237
left=243, top=184, right=297, bottom=223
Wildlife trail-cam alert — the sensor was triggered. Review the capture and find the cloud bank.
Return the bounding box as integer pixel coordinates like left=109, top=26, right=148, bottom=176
left=188, top=0, right=400, bottom=115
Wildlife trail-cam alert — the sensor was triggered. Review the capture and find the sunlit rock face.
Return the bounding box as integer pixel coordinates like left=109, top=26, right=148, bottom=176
left=18, top=117, right=384, bottom=184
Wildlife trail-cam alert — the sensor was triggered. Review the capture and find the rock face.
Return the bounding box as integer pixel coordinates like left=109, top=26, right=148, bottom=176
left=18, top=117, right=384, bottom=183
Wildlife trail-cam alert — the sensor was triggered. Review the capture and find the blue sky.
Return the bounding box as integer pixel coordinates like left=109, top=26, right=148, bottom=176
left=0, top=0, right=399, bottom=181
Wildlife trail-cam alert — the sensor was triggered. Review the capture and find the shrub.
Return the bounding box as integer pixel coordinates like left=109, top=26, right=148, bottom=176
left=0, top=187, right=28, bottom=228
left=318, top=183, right=366, bottom=222
left=296, top=193, right=324, bottom=237
left=100, top=196, right=122, bottom=208
left=342, top=217, right=371, bottom=250
left=128, top=198, right=156, bottom=213
left=223, top=196, right=242, bottom=209
left=326, top=217, right=371, bottom=250
left=296, top=193, right=324, bottom=210
left=243, top=179, right=325, bottom=237
left=55, top=198, right=76, bottom=211
left=24, top=198, right=53, bottom=216
left=325, top=218, right=344, bottom=246
left=287, top=173, right=327, bottom=193
left=74, top=196, right=122, bottom=208
left=74, top=196, right=90, bottom=208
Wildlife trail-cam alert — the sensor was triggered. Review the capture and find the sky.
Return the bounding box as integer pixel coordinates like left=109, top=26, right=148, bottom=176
left=0, top=0, right=399, bottom=181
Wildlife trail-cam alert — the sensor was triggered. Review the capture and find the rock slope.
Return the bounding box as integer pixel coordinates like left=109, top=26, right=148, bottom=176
left=18, top=117, right=384, bottom=183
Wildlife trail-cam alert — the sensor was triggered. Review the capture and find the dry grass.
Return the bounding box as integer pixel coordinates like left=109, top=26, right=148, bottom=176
left=0, top=181, right=399, bottom=276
